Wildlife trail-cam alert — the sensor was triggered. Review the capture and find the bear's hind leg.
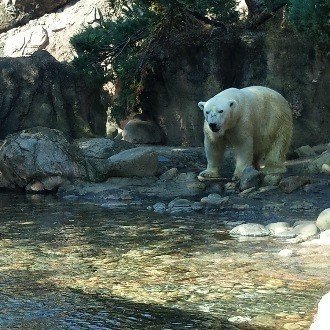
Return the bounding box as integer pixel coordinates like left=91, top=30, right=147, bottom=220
left=233, top=138, right=254, bottom=179
left=263, top=129, right=291, bottom=175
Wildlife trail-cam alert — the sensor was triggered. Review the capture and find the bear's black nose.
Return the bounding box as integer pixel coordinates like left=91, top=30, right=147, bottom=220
left=209, top=123, right=219, bottom=132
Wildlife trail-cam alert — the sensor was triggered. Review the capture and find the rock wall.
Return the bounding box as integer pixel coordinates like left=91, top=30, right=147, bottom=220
left=0, top=0, right=73, bottom=33
left=0, top=51, right=105, bottom=139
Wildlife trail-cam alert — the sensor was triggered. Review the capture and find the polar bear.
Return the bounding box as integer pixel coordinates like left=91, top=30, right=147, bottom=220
left=198, top=86, right=292, bottom=180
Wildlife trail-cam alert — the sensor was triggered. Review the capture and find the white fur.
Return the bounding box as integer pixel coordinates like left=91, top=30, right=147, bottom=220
left=198, top=86, right=293, bottom=179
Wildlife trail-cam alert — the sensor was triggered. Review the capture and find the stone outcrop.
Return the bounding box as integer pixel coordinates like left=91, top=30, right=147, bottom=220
left=0, top=0, right=112, bottom=61
left=0, top=0, right=73, bottom=33
left=0, top=127, right=88, bottom=189
left=0, top=51, right=106, bottom=139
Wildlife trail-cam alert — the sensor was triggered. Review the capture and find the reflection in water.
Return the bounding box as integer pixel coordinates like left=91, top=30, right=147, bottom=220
left=0, top=192, right=327, bottom=329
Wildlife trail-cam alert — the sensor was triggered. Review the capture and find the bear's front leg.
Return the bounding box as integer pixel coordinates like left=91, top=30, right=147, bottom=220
left=233, top=138, right=253, bottom=180
left=198, top=136, right=226, bottom=181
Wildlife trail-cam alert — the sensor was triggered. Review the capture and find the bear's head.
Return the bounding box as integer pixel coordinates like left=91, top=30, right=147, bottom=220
left=198, top=98, right=237, bottom=135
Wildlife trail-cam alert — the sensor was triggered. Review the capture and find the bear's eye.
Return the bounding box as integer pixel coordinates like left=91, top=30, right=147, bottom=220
left=206, top=111, right=210, bottom=115
left=218, top=110, right=224, bottom=113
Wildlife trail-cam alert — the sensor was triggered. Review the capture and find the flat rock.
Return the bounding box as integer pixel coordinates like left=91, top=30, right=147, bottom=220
left=107, top=147, right=158, bottom=178
left=279, top=176, right=310, bottom=193
left=293, top=223, right=319, bottom=237
left=294, top=145, right=316, bottom=158
left=201, top=194, right=229, bottom=206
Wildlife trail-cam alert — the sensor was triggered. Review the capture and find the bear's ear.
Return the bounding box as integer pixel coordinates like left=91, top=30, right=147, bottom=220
left=198, top=101, right=206, bottom=111
left=229, top=100, right=237, bottom=108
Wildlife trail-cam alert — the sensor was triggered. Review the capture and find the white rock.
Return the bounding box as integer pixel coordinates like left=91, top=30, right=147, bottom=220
left=230, top=223, right=270, bottom=237
left=316, top=208, right=330, bottom=231
left=228, top=316, right=252, bottom=323
left=4, top=26, right=49, bottom=57
left=278, top=249, right=293, bottom=257
left=310, top=292, right=330, bottom=330
left=293, top=223, right=319, bottom=237
left=266, top=222, right=291, bottom=235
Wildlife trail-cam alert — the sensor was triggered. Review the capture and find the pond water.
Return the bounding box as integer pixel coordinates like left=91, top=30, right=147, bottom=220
left=0, top=192, right=328, bottom=329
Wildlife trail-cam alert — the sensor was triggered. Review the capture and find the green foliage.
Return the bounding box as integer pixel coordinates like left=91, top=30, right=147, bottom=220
left=71, top=0, right=239, bottom=121
left=287, top=0, right=329, bottom=50
left=264, top=0, right=329, bottom=50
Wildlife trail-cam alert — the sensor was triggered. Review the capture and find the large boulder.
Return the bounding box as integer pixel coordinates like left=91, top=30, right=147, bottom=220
left=0, top=51, right=106, bottom=138
left=0, top=127, right=88, bottom=189
left=107, top=147, right=158, bottom=178
left=122, top=119, right=164, bottom=144
left=0, top=0, right=73, bottom=33
left=75, top=138, right=133, bottom=181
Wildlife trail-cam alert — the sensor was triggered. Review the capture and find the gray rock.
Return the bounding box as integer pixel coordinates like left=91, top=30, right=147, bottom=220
left=153, top=202, right=166, bottom=213
left=279, top=176, right=310, bottom=193
left=122, top=119, right=163, bottom=144
left=191, top=202, right=204, bottom=211
left=316, top=208, right=330, bottom=231
left=0, top=127, right=87, bottom=189
left=107, top=147, right=158, bottom=178
left=200, top=194, right=229, bottom=207
left=293, top=223, right=319, bottom=237
left=229, top=223, right=270, bottom=237
left=168, top=198, right=192, bottom=213
left=307, top=152, right=330, bottom=173
left=159, top=168, right=178, bottom=181
left=310, top=292, right=330, bottom=330
left=224, top=181, right=237, bottom=194
left=294, top=145, right=316, bottom=158
left=239, top=166, right=263, bottom=191
left=263, top=174, right=282, bottom=186
left=75, top=138, right=133, bottom=181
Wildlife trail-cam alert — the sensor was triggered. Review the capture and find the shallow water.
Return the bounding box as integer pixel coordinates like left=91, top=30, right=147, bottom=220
left=0, top=192, right=328, bottom=329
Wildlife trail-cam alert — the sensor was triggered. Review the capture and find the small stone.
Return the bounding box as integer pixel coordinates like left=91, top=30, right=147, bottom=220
left=168, top=198, right=192, bottom=213
left=294, top=145, right=316, bottom=158
left=159, top=168, right=178, bottom=181
left=26, top=181, right=45, bottom=192
left=279, top=176, right=310, bottom=193
left=230, top=223, right=270, bottom=237
left=200, top=194, right=229, bottom=206
left=278, top=249, right=293, bottom=257
left=153, top=202, right=166, bottom=213
left=239, top=187, right=256, bottom=196
left=224, top=181, right=237, bottom=194
left=239, top=166, right=263, bottom=191
left=191, top=202, right=204, bottom=211
left=321, top=163, right=330, bottom=174
left=263, top=174, right=282, bottom=186
left=228, top=316, right=252, bottom=323
left=316, top=208, right=330, bottom=231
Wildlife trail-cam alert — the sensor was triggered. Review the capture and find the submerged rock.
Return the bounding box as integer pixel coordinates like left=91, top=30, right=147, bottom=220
left=201, top=194, right=229, bottom=207
left=266, top=222, right=291, bottom=236
left=0, top=127, right=87, bottom=189
left=168, top=198, right=192, bottom=213
left=230, top=223, right=270, bottom=237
